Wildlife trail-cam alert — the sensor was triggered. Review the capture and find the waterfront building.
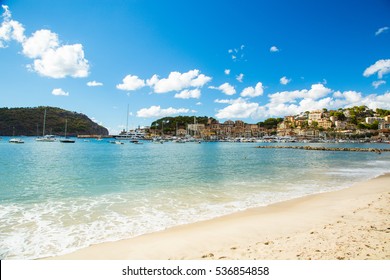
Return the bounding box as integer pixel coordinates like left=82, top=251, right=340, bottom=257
left=308, top=110, right=323, bottom=122
left=365, top=117, right=384, bottom=124
left=317, top=119, right=333, bottom=129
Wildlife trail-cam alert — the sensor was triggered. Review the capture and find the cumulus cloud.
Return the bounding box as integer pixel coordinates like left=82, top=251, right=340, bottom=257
left=372, top=80, right=386, bottom=89
left=363, top=59, right=390, bottom=79
left=0, top=5, right=25, bottom=47
left=216, top=98, right=261, bottom=119
left=22, top=29, right=58, bottom=58
left=214, top=82, right=390, bottom=120
left=51, top=88, right=69, bottom=96
left=29, top=43, right=89, bottom=78
left=209, top=82, right=236, bottom=96
left=280, top=76, right=291, bottom=85
left=240, top=82, right=264, bottom=98
left=270, top=46, right=279, bottom=52
left=268, top=83, right=332, bottom=105
left=116, top=75, right=145, bottom=91
left=174, top=88, right=201, bottom=99
left=87, top=81, right=103, bottom=87
left=224, top=69, right=230, bottom=75
left=147, top=69, right=211, bottom=93
left=0, top=6, right=89, bottom=78
left=236, top=73, right=244, bottom=83
left=375, top=26, right=389, bottom=36
left=136, top=105, right=190, bottom=118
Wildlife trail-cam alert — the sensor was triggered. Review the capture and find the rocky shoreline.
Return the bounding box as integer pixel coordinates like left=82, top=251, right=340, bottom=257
left=255, top=145, right=390, bottom=153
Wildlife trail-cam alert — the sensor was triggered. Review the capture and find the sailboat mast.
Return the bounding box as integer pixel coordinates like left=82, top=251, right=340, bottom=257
left=64, top=119, right=68, bottom=138
left=42, top=108, right=47, bottom=136
left=126, top=104, right=129, bottom=133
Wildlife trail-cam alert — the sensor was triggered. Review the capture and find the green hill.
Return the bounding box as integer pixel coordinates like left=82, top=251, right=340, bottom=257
left=0, top=106, right=109, bottom=136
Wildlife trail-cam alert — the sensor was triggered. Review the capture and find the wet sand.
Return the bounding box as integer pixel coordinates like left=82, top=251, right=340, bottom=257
left=47, top=174, right=390, bottom=260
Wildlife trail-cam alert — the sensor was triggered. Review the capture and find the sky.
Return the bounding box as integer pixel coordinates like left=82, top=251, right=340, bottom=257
left=0, top=0, right=389, bottom=134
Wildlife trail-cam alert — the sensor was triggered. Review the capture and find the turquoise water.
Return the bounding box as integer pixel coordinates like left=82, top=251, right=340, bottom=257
left=1, top=137, right=389, bottom=259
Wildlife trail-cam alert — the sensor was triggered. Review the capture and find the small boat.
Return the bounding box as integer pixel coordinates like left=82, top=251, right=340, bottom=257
left=9, top=126, right=24, bottom=143
left=36, top=135, right=56, bottom=142
left=60, top=138, right=75, bottom=143
left=109, top=140, right=124, bottom=145
left=60, top=119, right=75, bottom=143
left=175, top=138, right=186, bottom=143
left=9, top=138, right=24, bottom=144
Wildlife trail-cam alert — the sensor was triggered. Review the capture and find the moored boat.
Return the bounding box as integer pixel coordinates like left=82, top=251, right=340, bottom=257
left=36, top=108, right=56, bottom=142
left=60, top=119, right=75, bottom=143
left=9, top=138, right=24, bottom=144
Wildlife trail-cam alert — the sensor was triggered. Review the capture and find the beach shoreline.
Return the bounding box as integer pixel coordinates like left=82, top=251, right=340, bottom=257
left=46, top=173, right=390, bottom=260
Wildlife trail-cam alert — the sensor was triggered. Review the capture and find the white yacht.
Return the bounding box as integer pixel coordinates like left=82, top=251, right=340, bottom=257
left=9, top=138, right=24, bottom=144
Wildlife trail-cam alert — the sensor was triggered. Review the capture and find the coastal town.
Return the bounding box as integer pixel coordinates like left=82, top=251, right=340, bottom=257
left=135, top=106, right=390, bottom=142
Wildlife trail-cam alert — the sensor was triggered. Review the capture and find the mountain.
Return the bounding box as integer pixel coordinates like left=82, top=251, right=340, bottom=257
left=0, top=106, right=109, bottom=136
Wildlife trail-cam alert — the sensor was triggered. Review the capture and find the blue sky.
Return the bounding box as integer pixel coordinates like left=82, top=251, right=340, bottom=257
left=0, top=0, right=389, bottom=134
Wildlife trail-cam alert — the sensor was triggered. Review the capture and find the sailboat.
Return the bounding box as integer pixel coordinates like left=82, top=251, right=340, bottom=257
left=9, top=127, right=24, bottom=144
left=112, top=105, right=145, bottom=142
left=36, top=108, right=56, bottom=142
left=60, top=119, right=75, bottom=143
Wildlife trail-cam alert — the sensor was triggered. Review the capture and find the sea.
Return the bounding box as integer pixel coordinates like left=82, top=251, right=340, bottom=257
left=1, top=137, right=389, bottom=259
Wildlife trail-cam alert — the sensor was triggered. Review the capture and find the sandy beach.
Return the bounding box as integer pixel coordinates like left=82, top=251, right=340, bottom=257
left=47, top=174, right=390, bottom=260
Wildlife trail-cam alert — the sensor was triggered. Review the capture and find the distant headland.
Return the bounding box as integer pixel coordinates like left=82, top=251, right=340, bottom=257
left=0, top=106, right=109, bottom=136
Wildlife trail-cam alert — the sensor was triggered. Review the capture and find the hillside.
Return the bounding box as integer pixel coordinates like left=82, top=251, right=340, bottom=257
left=0, top=107, right=109, bottom=136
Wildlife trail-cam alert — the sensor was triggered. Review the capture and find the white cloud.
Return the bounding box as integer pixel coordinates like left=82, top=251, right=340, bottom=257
left=363, top=59, right=390, bottom=79
left=372, top=80, right=386, bottom=89
left=22, top=29, right=58, bottom=58
left=209, top=82, right=236, bottom=96
left=216, top=98, right=261, bottom=119
left=0, top=6, right=89, bottom=78
left=28, top=44, right=89, bottom=78
left=375, top=26, right=389, bottom=36
left=0, top=5, right=25, bottom=48
left=174, top=88, right=201, bottom=99
left=116, top=75, right=145, bottom=91
left=240, top=82, right=264, bottom=98
left=280, top=76, right=291, bottom=85
left=146, top=74, right=159, bottom=87
left=136, top=105, right=190, bottom=118
left=214, top=98, right=235, bottom=104
left=268, top=83, right=332, bottom=105
left=148, top=69, right=211, bottom=93
left=51, top=88, right=69, bottom=96
left=228, top=45, right=245, bottom=61
left=214, top=82, right=390, bottom=121
left=191, top=73, right=211, bottom=87
left=270, top=46, right=279, bottom=52
left=87, top=81, right=103, bottom=87
left=196, top=102, right=202, bottom=105
left=224, top=69, right=230, bottom=75
left=236, top=73, right=244, bottom=83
